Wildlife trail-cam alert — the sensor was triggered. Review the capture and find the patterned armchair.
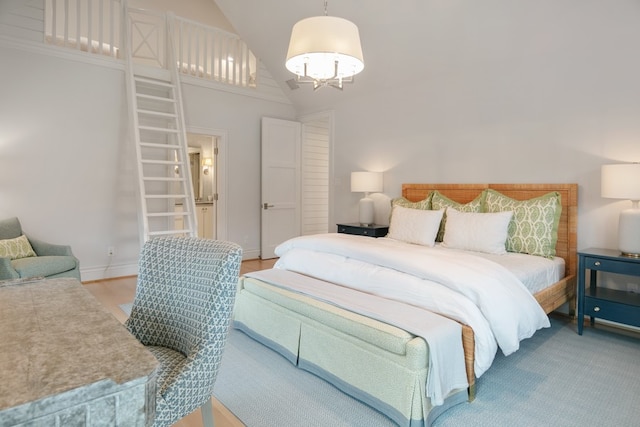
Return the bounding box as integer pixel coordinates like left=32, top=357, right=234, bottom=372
left=125, top=237, right=243, bottom=427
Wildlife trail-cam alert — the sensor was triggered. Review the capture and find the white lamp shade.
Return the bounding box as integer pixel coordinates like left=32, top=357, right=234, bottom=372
left=351, top=172, right=383, bottom=193
left=286, top=16, right=364, bottom=80
left=601, top=164, right=640, bottom=200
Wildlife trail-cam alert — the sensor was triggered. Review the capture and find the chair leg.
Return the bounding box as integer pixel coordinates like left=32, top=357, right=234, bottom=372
left=201, top=397, right=215, bottom=427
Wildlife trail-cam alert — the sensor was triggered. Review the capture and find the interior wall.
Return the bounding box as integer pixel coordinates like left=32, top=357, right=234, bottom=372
left=0, top=45, right=137, bottom=280
left=0, top=41, right=295, bottom=280
left=329, top=2, right=640, bottom=253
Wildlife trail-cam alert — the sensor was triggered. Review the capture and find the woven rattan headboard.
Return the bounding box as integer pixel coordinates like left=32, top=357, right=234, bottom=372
left=401, top=183, right=578, bottom=278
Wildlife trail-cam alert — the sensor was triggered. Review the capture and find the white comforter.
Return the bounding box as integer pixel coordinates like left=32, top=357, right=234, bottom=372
left=275, top=233, right=551, bottom=377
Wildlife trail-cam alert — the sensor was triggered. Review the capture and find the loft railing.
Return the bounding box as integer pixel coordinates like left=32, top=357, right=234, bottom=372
left=45, top=0, right=122, bottom=58
left=173, top=15, right=257, bottom=88
left=44, top=0, right=258, bottom=88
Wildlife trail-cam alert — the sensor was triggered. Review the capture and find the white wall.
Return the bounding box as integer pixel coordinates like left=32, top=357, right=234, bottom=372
left=0, top=44, right=138, bottom=280
left=0, top=41, right=295, bottom=280
left=329, top=2, right=640, bottom=253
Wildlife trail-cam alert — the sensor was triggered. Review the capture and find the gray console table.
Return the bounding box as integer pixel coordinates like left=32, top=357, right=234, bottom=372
left=0, top=277, right=158, bottom=426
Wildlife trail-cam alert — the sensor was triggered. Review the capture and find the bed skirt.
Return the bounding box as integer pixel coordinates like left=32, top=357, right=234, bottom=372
left=233, top=276, right=468, bottom=427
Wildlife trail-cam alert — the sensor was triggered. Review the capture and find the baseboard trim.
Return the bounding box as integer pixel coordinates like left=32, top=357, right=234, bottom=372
left=80, top=263, right=138, bottom=282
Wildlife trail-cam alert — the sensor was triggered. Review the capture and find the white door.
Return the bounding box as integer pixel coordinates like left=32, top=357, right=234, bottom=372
left=261, top=117, right=301, bottom=259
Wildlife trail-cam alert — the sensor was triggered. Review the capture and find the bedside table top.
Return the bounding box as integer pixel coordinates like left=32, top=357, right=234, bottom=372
left=579, top=248, right=640, bottom=263
left=337, top=223, right=389, bottom=230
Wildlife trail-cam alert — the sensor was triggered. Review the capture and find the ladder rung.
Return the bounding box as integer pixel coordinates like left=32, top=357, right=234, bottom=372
left=148, top=229, right=195, bottom=237
left=140, top=142, right=181, bottom=149
left=139, top=126, right=180, bottom=133
left=137, top=109, right=177, bottom=118
left=137, top=93, right=176, bottom=103
left=135, top=76, right=174, bottom=87
left=141, top=159, right=180, bottom=165
left=143, top=177, right=185, bottom=182
left=145, top=194, right=187, bottom=199
left=147, top=212, right=188, bottom=218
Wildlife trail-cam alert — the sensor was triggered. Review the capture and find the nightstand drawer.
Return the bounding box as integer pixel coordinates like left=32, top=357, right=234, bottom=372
left=336, top=223, right=389, bottom=237
left=585, top=297, right=640, bottom=327
left=584, top=257, right=640, bottom=276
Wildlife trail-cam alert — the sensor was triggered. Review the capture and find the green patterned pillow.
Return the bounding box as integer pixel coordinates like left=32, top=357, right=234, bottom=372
left=484, top=189, right=562, bottom=258
left=0, top=234, right=36, bottom=260
left=431, top=190, right=485, bottom=242
left=391, top=195, right=432, bottom=210
left=389, top=194, right=432, bottom=222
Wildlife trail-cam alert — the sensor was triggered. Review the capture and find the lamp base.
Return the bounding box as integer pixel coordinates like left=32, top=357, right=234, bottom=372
left=358, top=197, right=375, bottom=226
left=620, top=252, right=640, bottom=258
left=618, top=204, right=640, bottom=257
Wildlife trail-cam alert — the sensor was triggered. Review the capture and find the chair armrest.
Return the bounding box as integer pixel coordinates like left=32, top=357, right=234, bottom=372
left=28, top=237, right=75, bottom=257
left=0, top=257, right=19, bottom=280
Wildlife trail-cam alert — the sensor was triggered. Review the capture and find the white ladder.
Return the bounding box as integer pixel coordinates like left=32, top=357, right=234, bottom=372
left=124, top=9, right=197, bottom=242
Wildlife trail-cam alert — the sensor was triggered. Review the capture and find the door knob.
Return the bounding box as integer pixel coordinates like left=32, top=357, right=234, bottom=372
left=263, top=203, right=275, bottom=210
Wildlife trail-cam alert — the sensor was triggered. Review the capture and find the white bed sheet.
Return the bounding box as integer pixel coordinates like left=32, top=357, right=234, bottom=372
left=431, top=243, right=565, bottom=294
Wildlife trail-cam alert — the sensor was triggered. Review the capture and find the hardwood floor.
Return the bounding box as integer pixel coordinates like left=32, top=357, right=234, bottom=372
left=83, top=258, right=277, bottom=427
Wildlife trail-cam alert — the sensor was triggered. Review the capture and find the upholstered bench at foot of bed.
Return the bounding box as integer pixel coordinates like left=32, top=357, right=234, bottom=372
left=233, top=276, right=468, bottom=427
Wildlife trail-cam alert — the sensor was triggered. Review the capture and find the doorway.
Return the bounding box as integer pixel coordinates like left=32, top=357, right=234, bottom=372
left=186, top=129, right=228, bottom=240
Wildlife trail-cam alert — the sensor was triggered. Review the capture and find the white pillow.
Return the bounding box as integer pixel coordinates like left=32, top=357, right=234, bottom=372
left=442, top=208, right=513, bottom=254
left=388, top=205, right=444, bottom=246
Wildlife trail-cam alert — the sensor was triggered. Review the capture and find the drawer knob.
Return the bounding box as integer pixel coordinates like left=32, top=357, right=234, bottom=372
left=594, top=306, right=600, bottom=312
left=594, top=261, right=601, bottom=266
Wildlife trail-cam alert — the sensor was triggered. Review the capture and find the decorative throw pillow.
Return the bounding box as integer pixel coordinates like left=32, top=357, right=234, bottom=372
left=442, top=209, right=513, bottom=254
left=389, top=194, right=432, bottom=221
left=391, top=195, right=432, bottom=210
left=0, top=234, right=37, bottom=260
left=483, top=189, right=562, bottom=258
left=388, top=205, right=444, bottom=247
left=431, top=190, right=486, bottom=242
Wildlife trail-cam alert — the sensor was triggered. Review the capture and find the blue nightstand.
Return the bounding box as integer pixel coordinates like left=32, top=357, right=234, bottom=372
left=577, top=248, right=640, bottom=334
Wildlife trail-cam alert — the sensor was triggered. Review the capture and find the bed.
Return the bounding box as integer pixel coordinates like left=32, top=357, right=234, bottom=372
left=233, top=183, right=577, bottom=427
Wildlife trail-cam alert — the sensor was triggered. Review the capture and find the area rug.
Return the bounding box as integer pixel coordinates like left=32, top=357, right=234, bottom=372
left=118, top=303, right=640, bottom=427
left=213, top=317, right=640, bottom=427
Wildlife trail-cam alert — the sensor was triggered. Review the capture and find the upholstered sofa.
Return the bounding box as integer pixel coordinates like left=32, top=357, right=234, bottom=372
left=0, top=217, right=80, bottom=281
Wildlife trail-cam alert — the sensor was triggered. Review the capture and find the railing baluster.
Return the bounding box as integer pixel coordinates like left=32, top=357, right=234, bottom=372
left=61, top=0, right=66, bottom=44
left=87, top=0, right=92, bottom=52
left=75, top=0, right=81, bottom=50
left=203, top=28, right=209, bottom=77
left=215, top=34, right=221, bottom=82
left=98, top=0, right=104, bottom=54
left=50, top=0, right=57, bottom=45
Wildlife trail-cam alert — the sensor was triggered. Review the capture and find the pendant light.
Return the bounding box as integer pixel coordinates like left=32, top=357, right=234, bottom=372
left=285, top=1, right=364, bottom=90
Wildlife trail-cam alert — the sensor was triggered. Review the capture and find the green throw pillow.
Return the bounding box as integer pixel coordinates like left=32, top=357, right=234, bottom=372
left=390, top=194, right=432, bottom=221
left=431, top=190, right=485, bottom=242
left=483, top=189, right=562, bottom=258
left=0, top=234, right=37, bottom=260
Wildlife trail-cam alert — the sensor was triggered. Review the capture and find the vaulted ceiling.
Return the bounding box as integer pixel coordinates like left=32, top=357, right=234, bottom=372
left=214, top=0, right=472, bottom=113
left=215, top=1, right=633, bottom=118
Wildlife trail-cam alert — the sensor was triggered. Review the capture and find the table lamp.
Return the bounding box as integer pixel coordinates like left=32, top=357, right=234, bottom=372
left=601, top=163, right=640, bottom=257
left=351, top=171, right=383, bottom=226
